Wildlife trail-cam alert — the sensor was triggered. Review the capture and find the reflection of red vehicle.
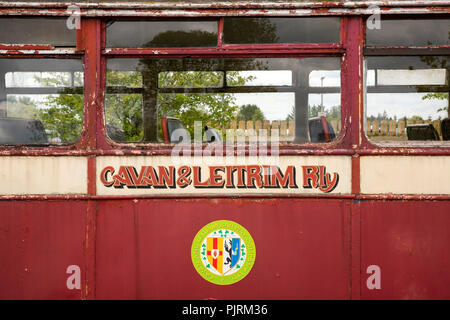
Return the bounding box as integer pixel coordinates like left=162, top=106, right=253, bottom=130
left=162, top=115, right=336, bottom=143
left=161, top=115, right=185, bottom=143
left=308, top=116, right=336, bottom=143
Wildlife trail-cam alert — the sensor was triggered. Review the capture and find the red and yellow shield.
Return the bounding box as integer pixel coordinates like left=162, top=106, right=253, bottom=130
left=206, top=237, right=223, bottom=274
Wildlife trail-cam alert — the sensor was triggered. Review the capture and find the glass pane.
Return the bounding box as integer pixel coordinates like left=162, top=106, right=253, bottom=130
left=366, top=19, right=450, bottom=46
left=159, top=71, right=223, bottom=88
left=377, top=69, right=446, bottom=86
left=308, top=93, right=341, bottom=139
left=106, top=57, right=341, bottom=144
left=0, top=59, right=84, bottom=145
left=6, top=72, right=76, bottom=88
left=365, top=56, right=450, bottom=144
left=309, top=70, right=340, bottom=87
left=0, top=18, right=76, bottom=46
left=105, top=94, right=143, bottom=142
left=107, top=71, right=143, bottom=88
left=223, top=18, right=340, bottom=44
left=227, top=71, right=292, bottom=87
left=106, top=20, right=218, bottom=48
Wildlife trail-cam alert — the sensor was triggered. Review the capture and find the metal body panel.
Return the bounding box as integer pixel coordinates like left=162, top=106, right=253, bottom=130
left=360, top=201, right=450, bottom=300
left=0, top=2, right=450, bottom=300
left=96, top=198, right=350, bottom=299
left=0, top=201, right=87, bottom=299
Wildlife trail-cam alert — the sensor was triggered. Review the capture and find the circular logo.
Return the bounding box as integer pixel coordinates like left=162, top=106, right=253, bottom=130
left=191, top=220, right=256, bottom=285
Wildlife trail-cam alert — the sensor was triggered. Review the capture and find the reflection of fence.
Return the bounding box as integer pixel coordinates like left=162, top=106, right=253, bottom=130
left=366, top=119, right=442, bottom=138
left=226, top=120, right=295, bottom=140
left=219, top=119, right=341, bottom=141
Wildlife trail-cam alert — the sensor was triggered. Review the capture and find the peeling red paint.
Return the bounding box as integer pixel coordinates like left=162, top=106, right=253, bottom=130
left=0, top=4, right=449, bottom=300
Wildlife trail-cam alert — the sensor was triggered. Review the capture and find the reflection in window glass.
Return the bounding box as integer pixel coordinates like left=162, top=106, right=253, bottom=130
left=105, top=94, right=143, bottom=142
left=158, top=92, right=296, bottom=142
left=366, top=70, right=376, bottom=87
left=74, top=72, right=84, bottom=87
left=5, top=72, right=83, bottom=88
left=366, top=19, right=450, bottom=46
left=159, top=71, right=223, bottom=88
left=227, top=71, right=292, bottom=87
left=308, top=93, right=341, bottom=138
left=377, top=69, right=446, bottom=86
left=223, top=18, right=340, bottom=44
left=107, top=71, right=142, bottom=88
left=105, top=57, right=341, bottom=144
left=6, top=94, right=83, bottom=144
left=365, top=56, right=450, bottom=144
left=0, top=18, right=76, bottom=46
left=309, top=70, right=340, bottom=87
left=0, top=59, right=84, bottom=145
left=232, top=92, right=294, bottom=121
left=106, top=20, right=218, bottom=48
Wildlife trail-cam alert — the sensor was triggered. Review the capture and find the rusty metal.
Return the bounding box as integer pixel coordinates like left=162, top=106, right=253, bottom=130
left=94, top=198, right=351, bottom=299
left=0, top=3, right=449, bottom=300
left=102, top=46, right=345, bottom=57
left=360, top=200, right=450, bottom=299
left=0, top=1, right=449, bottom=17
left=0, top=200, right=87, bottom=299
left=0, top=1, right=450, bottom=10
left=0, top=44, right=54, bottom=50
left=0, top=48, right=79, bottom=55
left=350, top=199, right=361, bottom=300
left=2, top=193, right=450, bottom=201
left=0, top=8, right=449, bottom=18
left=0, top=193, right=358, bottom=201
left=358, top=194, right=450, bottom=200
left=357, top=148, right=450, bottom=155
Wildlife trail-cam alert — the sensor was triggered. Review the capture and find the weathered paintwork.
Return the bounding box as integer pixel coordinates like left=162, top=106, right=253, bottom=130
left=95, top=156, right=352, bottom=196
left=360, top=156, right=450, bottom=195
left=0, top=201, right=87, bottom=300
left=0, top=2, right=449, bottom=300
left=360, top=201, right=450, bottom=300
left=0, top=156, right=87, bottom=195
left=1, top=1, right=450, bottom=17
left=95, top=198, right=351, bottom=300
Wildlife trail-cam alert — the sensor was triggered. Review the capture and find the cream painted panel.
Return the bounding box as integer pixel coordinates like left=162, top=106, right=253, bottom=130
left=0, top=156, right=87, bottom=195
left=361, top=156, right=450, bottom=194
left=96, top=156, right=351, bottom=196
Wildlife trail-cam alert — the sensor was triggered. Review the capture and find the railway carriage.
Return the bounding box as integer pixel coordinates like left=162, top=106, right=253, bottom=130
left=0, top=0, right=450, bottom=300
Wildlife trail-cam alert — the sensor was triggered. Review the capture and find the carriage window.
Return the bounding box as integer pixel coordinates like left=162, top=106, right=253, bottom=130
left=366, top=19, right=450, bottom=47
left=106, top=20, right=218, bottom=48
left=227, top=71, right=292, bottom=87
left=365, top=56, right=450, bottom=144
left=0, top=59, right=84, bottom=145
left=0, top=18, right=76, bottom=46
left=159, top=72, right=224, bottom=88
left=105, top=57, right=341, bottom=144
left=223, top=18, right=340, bottom=44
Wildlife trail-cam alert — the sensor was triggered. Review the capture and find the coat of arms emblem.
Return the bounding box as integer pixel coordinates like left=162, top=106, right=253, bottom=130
left=191, top=220, right=256, bottom=285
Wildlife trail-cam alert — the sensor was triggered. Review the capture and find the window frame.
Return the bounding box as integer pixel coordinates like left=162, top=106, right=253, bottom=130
left=0, top=16, right=86, bottom=152
left=362, top=15, right=450, bottom=152
left=0, top=6, right=448, bottom=156
left=100, top=16, right=350, bottom=153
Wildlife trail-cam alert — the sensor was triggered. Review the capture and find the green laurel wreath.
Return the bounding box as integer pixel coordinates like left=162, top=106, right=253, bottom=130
left=191, top=220, right=256, bottom=285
